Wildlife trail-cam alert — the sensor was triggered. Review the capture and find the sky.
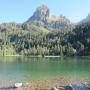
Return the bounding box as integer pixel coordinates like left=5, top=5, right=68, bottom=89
left=0, top=0, right=90, bottom=23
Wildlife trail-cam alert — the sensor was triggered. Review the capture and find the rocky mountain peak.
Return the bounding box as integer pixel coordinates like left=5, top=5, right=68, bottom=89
left=29, top=5, right=50, bottom=22
left=25, top=5, right=73, bottom=30
left=36, top=4, right=50, bottom=15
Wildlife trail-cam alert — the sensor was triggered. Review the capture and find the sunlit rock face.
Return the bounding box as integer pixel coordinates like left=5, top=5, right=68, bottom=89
left=25, top=5, right=74, bottom=30
left=27, top=5, right=50, bottom=24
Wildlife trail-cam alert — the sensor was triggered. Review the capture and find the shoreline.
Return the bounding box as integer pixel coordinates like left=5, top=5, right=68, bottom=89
left=0, top=76, right=89, bottom=90
left=0, top=55, right=90, bottom=58
left=17, top=77, right=90, bottom=90
left=6, top=55, right=61, bottom=57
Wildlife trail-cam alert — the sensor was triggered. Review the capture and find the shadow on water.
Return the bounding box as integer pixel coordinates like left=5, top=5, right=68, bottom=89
left=0, top=86, right=17, bottom=90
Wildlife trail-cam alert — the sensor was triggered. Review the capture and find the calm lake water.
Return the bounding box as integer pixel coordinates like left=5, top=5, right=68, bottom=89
left=0, top=56, right=90, bottom=86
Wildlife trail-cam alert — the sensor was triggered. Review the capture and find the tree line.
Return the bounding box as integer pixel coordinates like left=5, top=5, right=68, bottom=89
left=0, top=22, right=90, bottom=56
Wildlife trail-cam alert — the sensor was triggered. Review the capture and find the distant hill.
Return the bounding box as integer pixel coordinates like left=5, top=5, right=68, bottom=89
left=78, top=13, right=90, bottom=24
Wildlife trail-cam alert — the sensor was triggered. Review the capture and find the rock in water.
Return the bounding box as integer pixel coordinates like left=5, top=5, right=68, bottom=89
left=14, top=83, right=22, bottom=88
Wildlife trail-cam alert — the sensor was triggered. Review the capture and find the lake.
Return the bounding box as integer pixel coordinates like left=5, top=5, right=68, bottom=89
left=0, top=56, right=90, bottom=87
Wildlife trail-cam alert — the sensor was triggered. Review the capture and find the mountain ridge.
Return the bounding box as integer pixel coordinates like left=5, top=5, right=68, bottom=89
left=24, top=5, right=74, bottom=30
left=78, top=13, right=90, bottom=24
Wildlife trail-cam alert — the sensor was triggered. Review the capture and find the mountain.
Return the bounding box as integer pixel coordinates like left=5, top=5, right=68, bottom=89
left=24, top=5, right=74, bottom=30
left=78, top=13, right=90, bottom=24
left=27, top=5, right=50, bottom=23
left=0, top=5, right=90, bottom=56
left=0, top=5, right=74, bottom=34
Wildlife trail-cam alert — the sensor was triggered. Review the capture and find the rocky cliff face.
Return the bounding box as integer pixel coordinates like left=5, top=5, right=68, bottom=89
left=29, top=5, right=50, bottom=23
left=25, top=5, right=73, bottom=30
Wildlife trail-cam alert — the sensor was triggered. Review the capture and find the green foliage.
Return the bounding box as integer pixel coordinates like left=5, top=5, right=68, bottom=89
left=67, top=22, right=90, bottom=56
left=0, top=22, right=90, bottom=56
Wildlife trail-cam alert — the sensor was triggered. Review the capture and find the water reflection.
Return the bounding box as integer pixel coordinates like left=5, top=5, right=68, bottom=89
left=0, top=56, right=89, bottom=86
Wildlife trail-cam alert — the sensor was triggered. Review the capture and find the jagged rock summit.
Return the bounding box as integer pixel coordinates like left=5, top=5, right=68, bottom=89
left=25, top=5, right=73, bottom=30
left=29, top=5, right=50, bottom=23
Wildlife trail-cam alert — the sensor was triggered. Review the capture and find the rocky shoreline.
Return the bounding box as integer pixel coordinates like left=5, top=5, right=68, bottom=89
left=0, top=77, right=89, bottom=90
left=19, top=77, right=90, bottom=90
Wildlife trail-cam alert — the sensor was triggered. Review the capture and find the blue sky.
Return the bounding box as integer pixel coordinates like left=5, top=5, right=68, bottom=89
left=0, top=0, right=90, bottom=23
